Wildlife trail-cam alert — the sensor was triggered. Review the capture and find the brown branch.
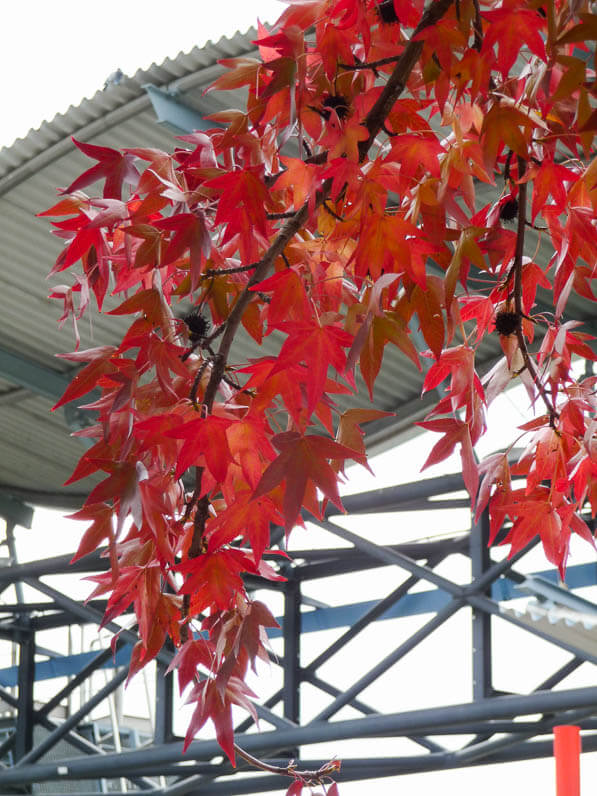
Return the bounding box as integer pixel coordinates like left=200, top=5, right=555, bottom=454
left=339, top=53, right=404, bottom=71
left=513, top=157, right=557, bottom=425
left=234, top=744, right=340, bottom=785
left=183, top=0, right=459, bottom=608
left=359, top=0, right=455, bottom=156
left=202, top=263, right=258, bottom=277
left=472, top=0, right=483, bottom=51
left=267, top=211, right=296, bottom=220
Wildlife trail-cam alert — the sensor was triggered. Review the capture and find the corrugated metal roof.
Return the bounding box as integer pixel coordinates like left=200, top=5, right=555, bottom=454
left=0, top=31, right=266, bottom=509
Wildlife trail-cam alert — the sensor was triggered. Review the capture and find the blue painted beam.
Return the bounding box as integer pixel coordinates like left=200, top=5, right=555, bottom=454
left=0, top=346, right=70, bottom=401
left=144, top=84, right=221, bottom=135
left=0, top=563, right=594, bottom=685
left=0, top=646, right=132, bottom=688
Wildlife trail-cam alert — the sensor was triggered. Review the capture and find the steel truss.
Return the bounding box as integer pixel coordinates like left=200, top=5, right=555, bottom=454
left=0, top=472, right=596, bottom=794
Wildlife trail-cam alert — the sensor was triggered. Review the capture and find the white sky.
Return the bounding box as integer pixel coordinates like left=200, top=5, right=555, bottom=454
left=2, top=2, right=597, bottom=794
left=0, top=0, right=285, bottom=150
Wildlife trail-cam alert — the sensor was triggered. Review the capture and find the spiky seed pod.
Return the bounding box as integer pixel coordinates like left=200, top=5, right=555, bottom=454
left=183, top=310, right=210, bottom=344
left=499, top=197, right=519, bottom=222
left=321, top=95, right=350, bottom=120
left=494, top=310, right=520, bottom=336
left=374, top=0, right=400, bottom=24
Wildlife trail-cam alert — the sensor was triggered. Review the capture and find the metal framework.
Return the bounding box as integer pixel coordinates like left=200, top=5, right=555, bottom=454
left=0, top=471, right=596, bottom=794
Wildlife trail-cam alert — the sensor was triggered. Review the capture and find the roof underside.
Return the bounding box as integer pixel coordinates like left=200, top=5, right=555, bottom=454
left=0, top=31, right=594, bottom=511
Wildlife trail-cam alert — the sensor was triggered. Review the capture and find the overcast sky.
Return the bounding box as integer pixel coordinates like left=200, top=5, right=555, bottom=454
left=0, top=0, right=285, bottom=149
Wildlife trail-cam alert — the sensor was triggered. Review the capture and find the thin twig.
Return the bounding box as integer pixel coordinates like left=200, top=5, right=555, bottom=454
left=190, top=359, right=210, bottom=408
left=513, top=157, right=557, bottom=425
left=323, top=201, right=345, bottom=222
left=267, top=211, right=297, bottom=220
left=234, top=744, right=340, bottom=785
left=359, top=0, right=455, bottom=158
left=202, top=263, right=258, bottom=277
left=339, top=53, right=403, bottom=71
left=472, top=0, right=483, bottom=51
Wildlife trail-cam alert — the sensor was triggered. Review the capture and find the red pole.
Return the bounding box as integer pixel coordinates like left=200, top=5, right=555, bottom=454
left=554, top=725, right=581, bottom=796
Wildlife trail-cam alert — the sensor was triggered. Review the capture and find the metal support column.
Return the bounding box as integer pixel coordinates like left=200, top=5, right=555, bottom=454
left=155, top=661, right=174, bottom=744
left=470, top=509, right=492, bottom=700
left=15, top=618, right=34, bottom=762
left=283, top=569, right=301, bottom=725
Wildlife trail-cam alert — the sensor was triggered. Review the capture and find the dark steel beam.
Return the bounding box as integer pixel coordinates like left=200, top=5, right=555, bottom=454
left=453, top=706, right=597, bottom=763
left=292, top=536, right=468, bottom=563
left=470, top=509, right=492, bottom=700
left=0, top=550, right=106, bottom=585
left=294, top=536, right=468, bottom=580
left=144, top=734, right=597, bottom=794
left=310, top=597, right=465, bottom=722
left=15, top=666, right=129, bottom=766
left=0, top=495, right=33, bottom=529
left=327, top=473, right=468, bottom=516
left=155, top=661, right=174, bottom=745
left=282, top=571, right=300, bottom=726
left=24, top=578, right=294, bottom=732
left=301, top=574, right=422, bottom=670
left=38, top=642, right=125, bottom=719
left=314, top=518, right=464, bottom=595
left=6, top=715, right=597, bottom=790
left=303, top=672, right=378, bottom=715
left=14, top=620, right=34, bottom=761
left=535, top=657, right=583, bottom=690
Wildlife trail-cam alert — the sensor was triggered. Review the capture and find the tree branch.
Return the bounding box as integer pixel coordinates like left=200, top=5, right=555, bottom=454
left=513, top=157, right=557, bottom=425
left=184, top=0, right=458, bottom=607
left=359, top=0, right=455, bottom=156
left=234, top=744, right=340, bottom=786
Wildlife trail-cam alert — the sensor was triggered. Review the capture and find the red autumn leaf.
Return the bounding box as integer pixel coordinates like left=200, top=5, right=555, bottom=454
left=52, top=346, right=117, bottom=410
left=251, top=267, right=312, bottom=328
left=177, top=550, right=246, bottom=613
left=167, top=416, right=234, bottom=481
left=422, top=345, right=483, bottom=415
left=335, top=408, right=394, bottom=471
left=64, top=138, right=139, bottom=200
left=154, top=212, right=211, bottom=291
left=208, top=492, right=281, bottom=564
left=419, top=417, right=478, bottom=499
left=271, top=321, right=354, bottom=414
left=68, top=502, right=114, bottom=565
left=206, top=168, right=271, bottom=237
left=482, top=5, right=546, bottom=78
left=168, top=639, right=215, bottom=695
left=42, top=0, right=597, bottom=774
left=388, top=133, right=444, bottom=180
left=253, top=432, right=360, bottom=531
left=183, top=677, right=257, bottom=763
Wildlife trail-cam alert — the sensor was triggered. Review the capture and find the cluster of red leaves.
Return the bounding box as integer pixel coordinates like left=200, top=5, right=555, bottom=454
left=43, top=0, right=597, bottom=777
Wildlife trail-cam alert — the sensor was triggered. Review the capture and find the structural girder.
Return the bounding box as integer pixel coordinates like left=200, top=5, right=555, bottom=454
left=0, top=471, right=595, bottom=794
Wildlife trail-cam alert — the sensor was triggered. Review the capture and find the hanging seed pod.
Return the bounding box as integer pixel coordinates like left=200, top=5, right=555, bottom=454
left=499, top=197, right=519, bottom=222
left=321, top=95, right=350, bottom=120
left=374, top=0, right=400, bottom=24
left=183, top=310, right=210, bottom=344
left=494, top=310, right=520, bottom=336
